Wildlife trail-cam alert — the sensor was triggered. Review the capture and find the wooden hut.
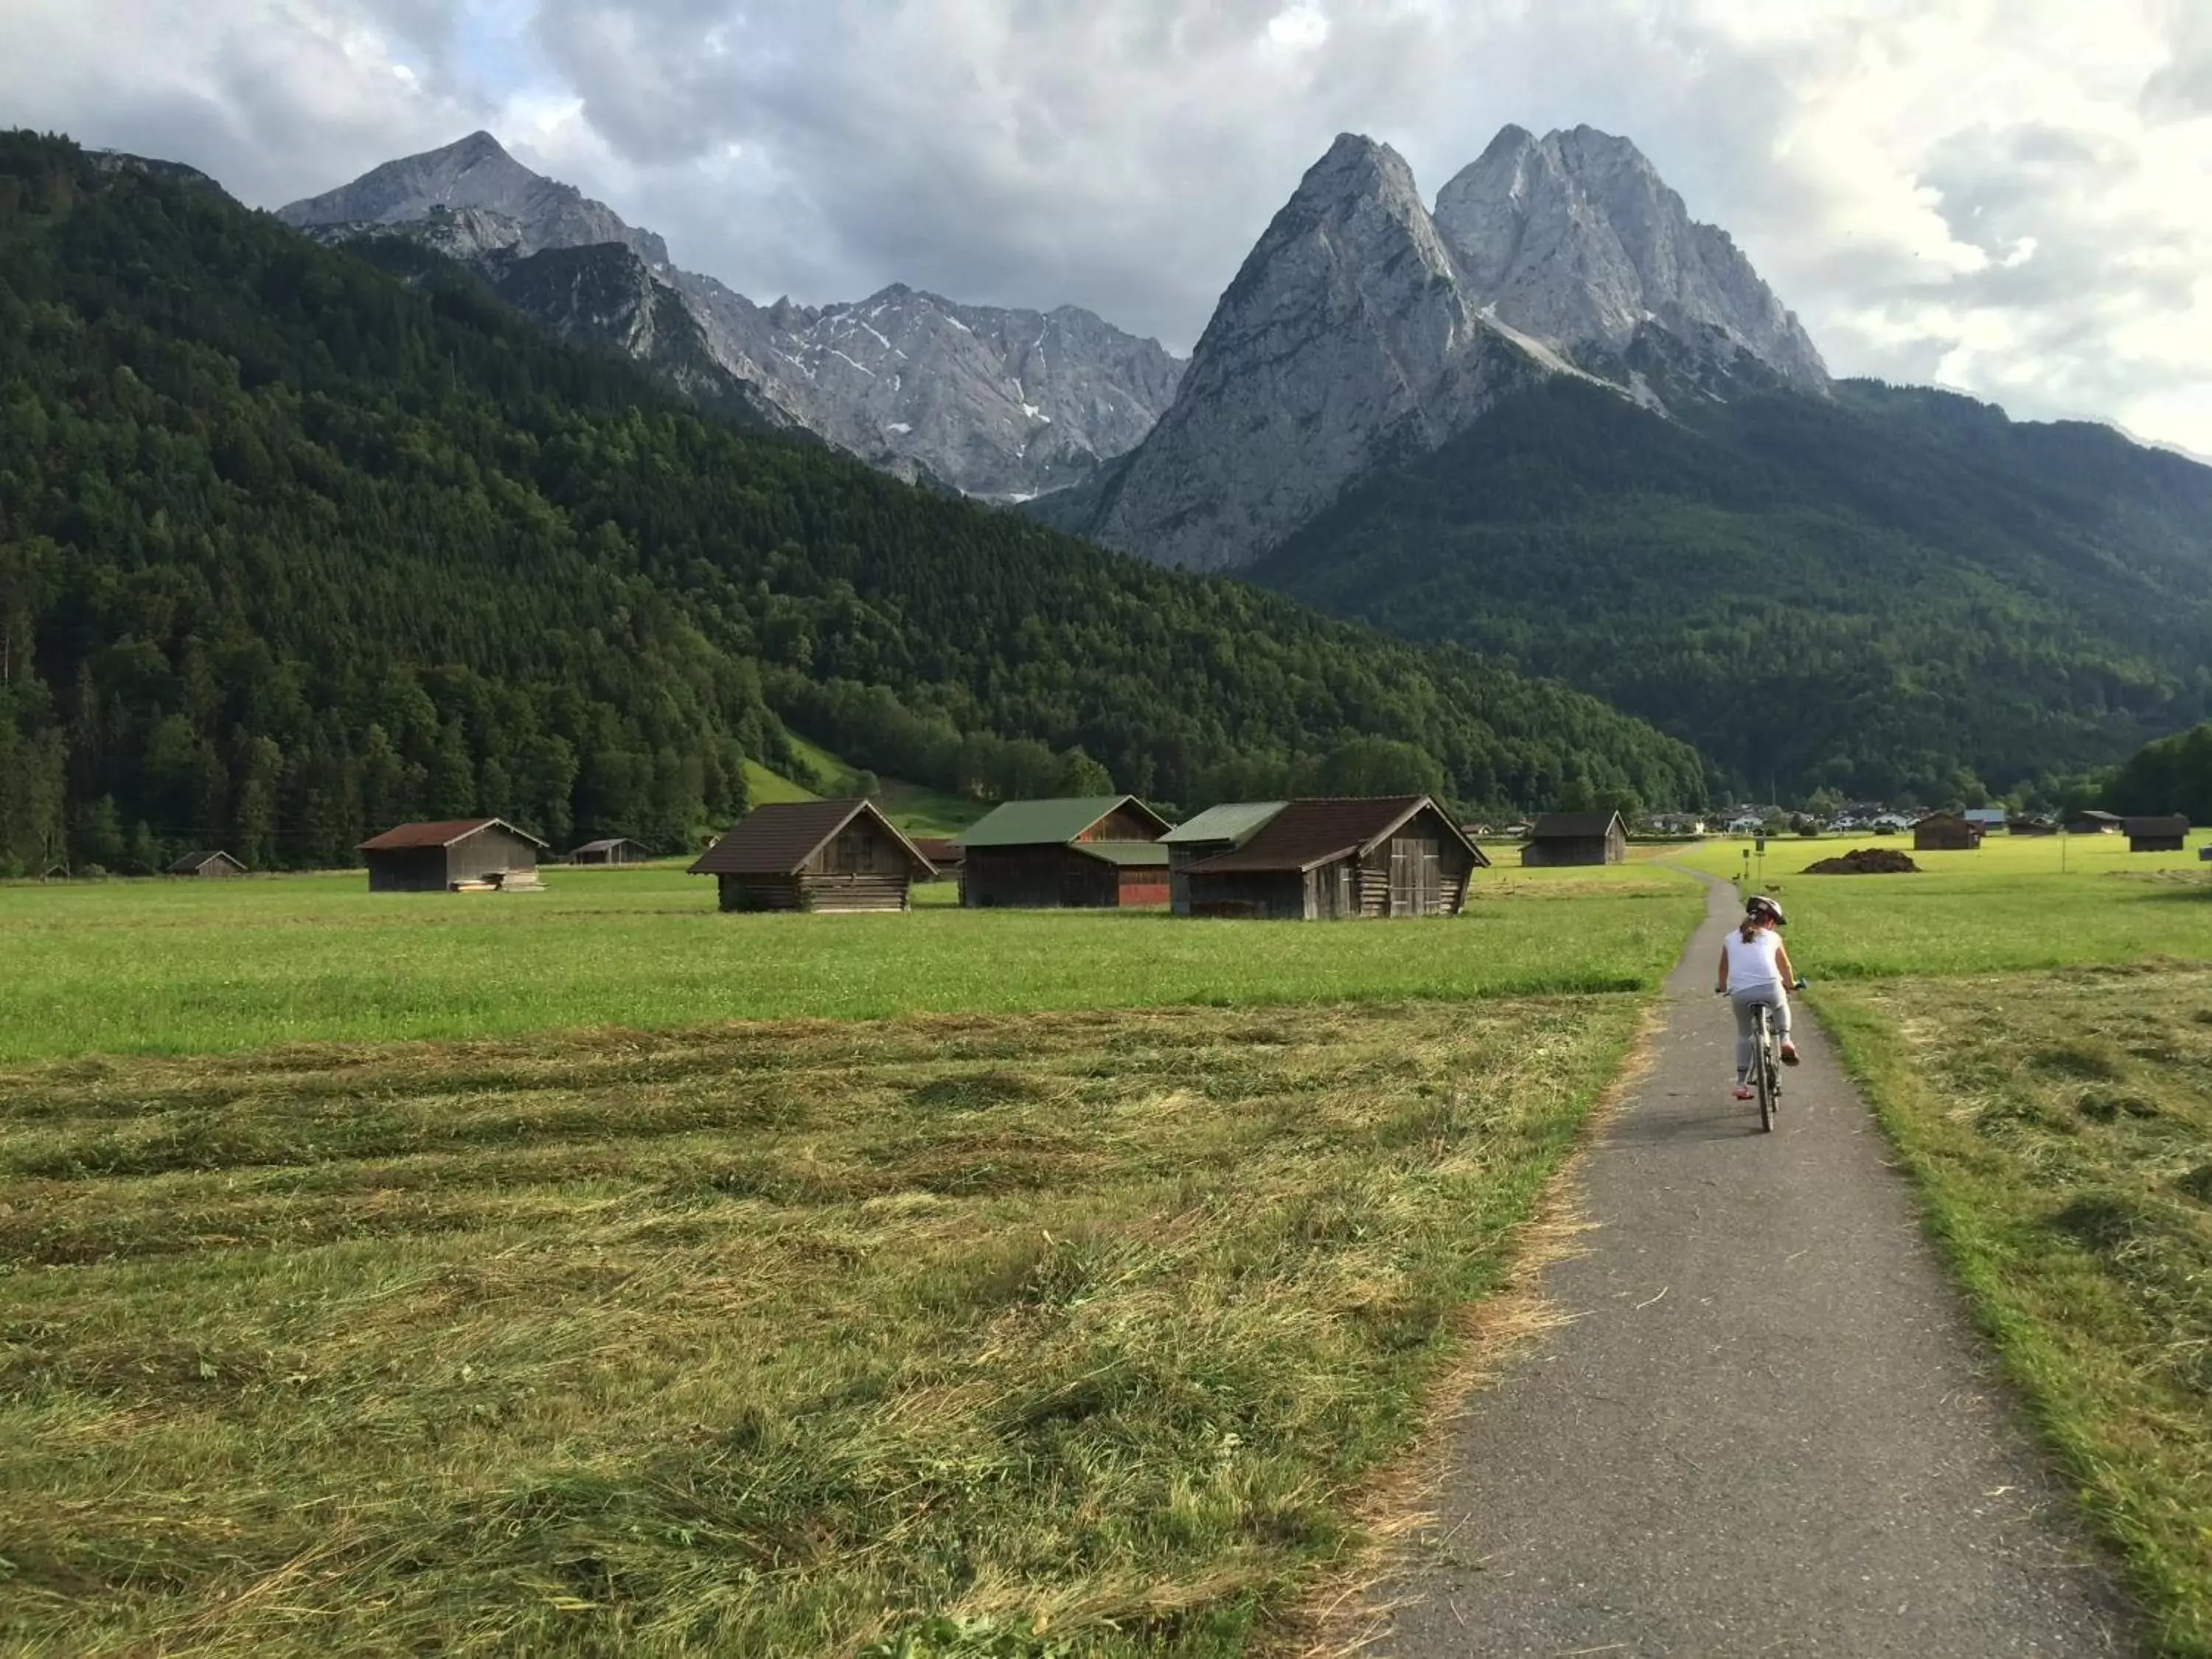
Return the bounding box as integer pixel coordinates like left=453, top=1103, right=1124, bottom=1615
left=955, top=795, right=1170, bottom=909
left=1913, top=812, right=1983, bottom=852
left=1520, top=811, right=1629, bottom=867
left=1181, top=796, right=1488, bottom=920
left=569, top=837, right=645, bottom=866
left=2064, top=810, right=2125, bottom=835
left=2126, top=815, right=2188, bottom=853
left=359, top=818, right=548, bottom=891
left=2007, top=818, right=2058, bottom=836
left=909, top=838, right=966, bottom=883
left=689, top=799, right=934, bottom=912
left=167, top=849, right=246, bottom=878
left=1160, top=802, right=1287, bottom=915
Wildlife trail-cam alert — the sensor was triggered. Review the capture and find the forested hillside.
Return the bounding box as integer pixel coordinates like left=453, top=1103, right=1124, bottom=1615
left=1255, top=376, right=2212, bottom=803
left=0, top=134, right=1701, bottom=874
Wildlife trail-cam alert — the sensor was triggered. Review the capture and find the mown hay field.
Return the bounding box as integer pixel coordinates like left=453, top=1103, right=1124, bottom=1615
left=0, top=868, right=1701, bottom=1062
left=1, top=995, right=1645, bottom=1657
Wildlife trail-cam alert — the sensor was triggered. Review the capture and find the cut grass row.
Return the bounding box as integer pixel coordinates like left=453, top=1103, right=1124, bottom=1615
left=1819, top=967, right=2212, bottom=1657
left=0, top=870, right=1701, bottom=1062
left=0, top=993, right=1646, bottom=1656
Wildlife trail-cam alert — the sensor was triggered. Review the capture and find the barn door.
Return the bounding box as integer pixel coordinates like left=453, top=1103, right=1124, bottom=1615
left=1389, top=841, right=1411, bottom=916
left=1420, top=849, right=1441, bottom=915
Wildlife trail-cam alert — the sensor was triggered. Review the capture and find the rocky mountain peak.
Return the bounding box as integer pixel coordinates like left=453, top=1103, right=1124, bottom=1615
left=278, top=137, right=1183, bottom=498
left=1089, top=132, right=1543, bottom=571
left=1433, top=122, right=1826, bottom=388
left=277, top=133, right=669, bottom=268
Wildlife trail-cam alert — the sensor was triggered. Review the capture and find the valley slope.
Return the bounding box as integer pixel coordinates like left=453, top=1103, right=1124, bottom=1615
left=0, top=131, right=1701, bottom=874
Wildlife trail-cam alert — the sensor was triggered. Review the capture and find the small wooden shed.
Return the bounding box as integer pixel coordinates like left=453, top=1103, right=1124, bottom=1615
left=2007, top=818, right=2057, bottom=836
left=1160, top=801, right=1287, bottom=915
left=909, top=838, right=965, bottom=882
left=956, top=795, right=1171, bottom=909
left=1182, top=796, right=1489, bottom=919
left=2064, top=810, right=2125, bottom=835
left=2126, top=815, right=2188, bottom=854
left=167, top=849, right=245, bottom=878
left=689, top=799, right=934, bottom=912
left=1913, top=813, right=1984, bottom=852
left=359, top=818, right=549, bottom=891
left=569, top=837, right=645, bottom=866
left=1521, top=811, right=1629, bottom=867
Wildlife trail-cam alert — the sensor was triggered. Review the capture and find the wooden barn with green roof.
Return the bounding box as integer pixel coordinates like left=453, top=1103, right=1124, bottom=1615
left=953, top=795, right=1171, bottom=909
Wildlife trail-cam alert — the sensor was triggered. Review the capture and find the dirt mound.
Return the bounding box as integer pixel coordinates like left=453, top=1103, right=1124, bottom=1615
left=1803, top=847, right=1920, bottom=875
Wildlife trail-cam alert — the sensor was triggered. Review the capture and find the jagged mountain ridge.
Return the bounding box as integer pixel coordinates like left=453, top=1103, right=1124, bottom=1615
left=1062, top=124, right=1826, bottom=571
left=1434, top=124, right=1826, bottom=389
left=279, top=134, right=1183, bottom=497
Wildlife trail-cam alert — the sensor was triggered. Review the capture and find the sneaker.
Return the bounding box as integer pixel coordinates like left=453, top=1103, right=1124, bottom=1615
left=1780, top=1043, right=1801, bottom=1067
left=1733, top=1085, right=1754, bottom=1100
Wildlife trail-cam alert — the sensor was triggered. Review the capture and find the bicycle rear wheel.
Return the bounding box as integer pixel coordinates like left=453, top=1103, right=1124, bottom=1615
left=1756, top=1008, right=1776, bottom=1133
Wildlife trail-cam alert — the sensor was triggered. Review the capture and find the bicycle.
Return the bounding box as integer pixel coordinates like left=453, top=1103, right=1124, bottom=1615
left=1719, top=978, right=1806, bottom=1134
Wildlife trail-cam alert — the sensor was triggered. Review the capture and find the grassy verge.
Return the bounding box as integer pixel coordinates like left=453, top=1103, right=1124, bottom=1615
left=1819, top=967, right=2212, bottom=1656
left=0, top=994, right=1644, bottom=1655
left=0, top=871, right=1700, bottom=1062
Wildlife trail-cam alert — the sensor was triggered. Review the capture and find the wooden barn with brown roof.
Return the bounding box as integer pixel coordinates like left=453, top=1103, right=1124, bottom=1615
left=908, top=838, right=965, bottom=882
left=2126, top=815, right=2189, bottom=853
left=1521, top=811, right=1629, bottom=867
left=167, top=849, right=245, bottom=878
left=1181, top=796, right=1488, bottom=919
left=954, top=795, right=1171, bottom=908
left=358, top=818, right=548, bottom=891
left=1913, top=812, right=1983, bottom=852
left=689, top=799, right=935, bottom=912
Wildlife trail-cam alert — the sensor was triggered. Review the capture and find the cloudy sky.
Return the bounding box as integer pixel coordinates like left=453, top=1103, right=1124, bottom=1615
left=11, top=0, right=2212, bottom=455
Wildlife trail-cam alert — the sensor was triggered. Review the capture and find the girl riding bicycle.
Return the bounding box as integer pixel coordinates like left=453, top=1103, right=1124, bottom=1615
left=1717, top=894, right=1798, bottom=1100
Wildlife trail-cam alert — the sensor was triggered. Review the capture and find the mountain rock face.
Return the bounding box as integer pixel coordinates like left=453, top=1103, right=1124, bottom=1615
left=281, top=135, right=1181, bottom=497
left=279, top=131, right=670, bottom=265
left=1071, top=124, right=1826, bottom=571
left=1087, top=134, right=1554, bottom=571
left=1433, top=125, right=1826, bottom=389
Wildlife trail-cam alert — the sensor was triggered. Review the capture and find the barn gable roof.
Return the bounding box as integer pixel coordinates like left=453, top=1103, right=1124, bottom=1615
left=1160, top=801, right=1288, bottom=846
left=358, top=817, right=548, bottom=852
left=1186, top=796, right=1487, bottom=875
left=570, top=837, right=641, bottom=856
left=953, top=795, right=1169, bottom=848
left=167, top=849, right=244, bottom=874
left=688, top=799, right=934, bottom=877
left=1528, top=811, right=1625, bottom=840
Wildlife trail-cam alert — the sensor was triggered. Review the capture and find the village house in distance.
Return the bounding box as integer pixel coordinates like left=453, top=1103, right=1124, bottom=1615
left=358, top=818, right=548, bottom=891
left=954, top=795, right=1171, bottom=908
left=1180, top=796, right=1488, bottom=919
left=689, top=799, right=935, bottom=912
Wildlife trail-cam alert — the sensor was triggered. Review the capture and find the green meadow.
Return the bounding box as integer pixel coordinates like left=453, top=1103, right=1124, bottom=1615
left=0, top=867, right=1698, bottom=1063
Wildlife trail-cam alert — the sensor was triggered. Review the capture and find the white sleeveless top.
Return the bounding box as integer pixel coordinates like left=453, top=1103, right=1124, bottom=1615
left=1724, top=928, right=1786, bottom=992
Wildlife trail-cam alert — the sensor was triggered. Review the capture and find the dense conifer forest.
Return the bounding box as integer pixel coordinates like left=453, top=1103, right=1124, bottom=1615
left=1255, top=375, right=2212, bottom=804
left=0, top=134, right=1702, bottom=874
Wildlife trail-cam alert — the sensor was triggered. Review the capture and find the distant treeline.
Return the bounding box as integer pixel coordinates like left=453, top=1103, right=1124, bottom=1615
left=0, top=133, right=1701, bottom=875
left=2107, top=722, right=2212, bottom=825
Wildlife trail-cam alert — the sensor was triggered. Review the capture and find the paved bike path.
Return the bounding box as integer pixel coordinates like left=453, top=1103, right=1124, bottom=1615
left=1366, top=874, right=2132, bottom=1656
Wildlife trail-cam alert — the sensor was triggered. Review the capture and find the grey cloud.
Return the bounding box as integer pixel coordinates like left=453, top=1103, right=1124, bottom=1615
left=2141, top=0, right=2212, bottom=119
